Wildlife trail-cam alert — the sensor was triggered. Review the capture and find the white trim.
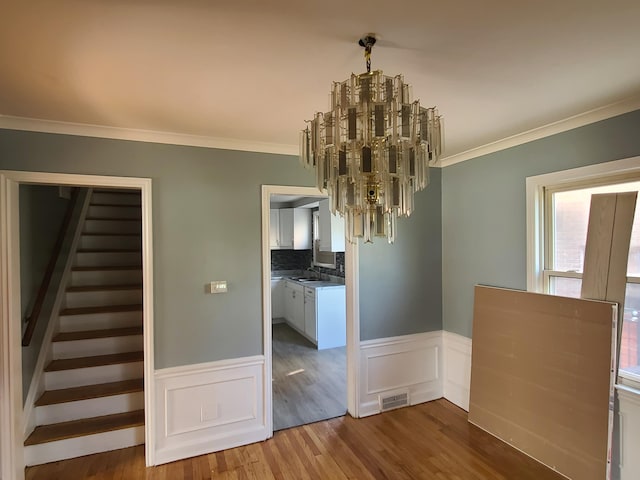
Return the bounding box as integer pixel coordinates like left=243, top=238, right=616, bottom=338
left=0, top=171, right=155, bottom=476
left=3, top=96, right=639, bottom=164
left=358, top=331, right=442, bottom=418
left=260, top=185, right=360, bottom=434
left=345, top=238, right=360, bottom=416
left=440, top=95, right=640, bottom=167
left=442, top=331, right=472, bottom=412
left=23, top=189, right=93, bottom=439
left=153, top=356, right=266, bottom=465
left=0, top=174, right=23, bottom=480
left=526, top=156, right=640, bottom=292
left=0, top=115, right=298, bottom=156
left=155, top=355, right=265, bottom=379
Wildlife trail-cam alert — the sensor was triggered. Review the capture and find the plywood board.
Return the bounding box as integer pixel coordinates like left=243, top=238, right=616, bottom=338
left=469, top=285, right=617, bottom=480
left=581, top=191, right=636, bottom=379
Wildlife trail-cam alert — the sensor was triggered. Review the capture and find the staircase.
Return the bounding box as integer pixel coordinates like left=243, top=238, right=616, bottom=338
left=24, top=189, right=145, bottom=466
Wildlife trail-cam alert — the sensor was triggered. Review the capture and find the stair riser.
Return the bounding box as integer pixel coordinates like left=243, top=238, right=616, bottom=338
left=71, top=269, right=143, bottom=286
left=35, top=391, right=144, bottom=425
left=83, top=219, right=142, bottom=234
left=64, top=289, right=142, bottom=308
left=91, top=192, right=141, bottom=206
left=45, top=362, right=144, bottom=390
left=53, top=335, right=144, bottom=359
left=88, top=205, right=141, bottom=219
left=79, top=235, right=141, bottom=250
left=59, top=311, right=142, bottom=332
left=75, top=251, right=141, bottom=267
left=24, top=425, right=144, bottom=466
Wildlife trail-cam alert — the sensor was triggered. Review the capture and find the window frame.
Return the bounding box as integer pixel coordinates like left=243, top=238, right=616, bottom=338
left=526, top=156, right=640, bottom=389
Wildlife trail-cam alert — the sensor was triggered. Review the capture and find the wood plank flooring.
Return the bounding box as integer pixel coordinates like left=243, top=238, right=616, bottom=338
left=25, top=399, right=566, bottom=480
left=272, top=323, right=346, bottom=431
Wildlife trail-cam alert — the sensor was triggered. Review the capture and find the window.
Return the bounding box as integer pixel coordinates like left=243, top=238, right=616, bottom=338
left=527, top=157, right=640, bottom=387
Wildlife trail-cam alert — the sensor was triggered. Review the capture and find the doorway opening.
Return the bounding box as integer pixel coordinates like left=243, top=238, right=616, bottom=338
left=0, top=171, right=155, bottom=480
left=261, top=185, right=359, bottom=436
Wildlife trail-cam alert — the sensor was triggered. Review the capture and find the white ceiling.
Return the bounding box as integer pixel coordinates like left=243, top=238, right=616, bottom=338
left=2, top=0, right=640, bottom=162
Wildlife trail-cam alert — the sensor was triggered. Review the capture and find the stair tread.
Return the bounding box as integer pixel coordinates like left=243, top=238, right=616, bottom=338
left=85, top=217, right=141, bottom=221
left=81, top=232, right=141, bottom=237
left=90, top=203, right=141, bottom=208
left=92, top=189, right=140, bottom=195
left=60, top=304, right=143, bottom=316
left=53, top=326, right=143, bottom=342
left=67, top=284, right=143, bottom=292
left=76, top=248, right=141, bottom=253
left=72, top=265, right=142, bottom=272
left=25, top=409, right=144, bottom=446
left=45, top=351, right=143, bottom=372
left=35, top=379, right=144, bottom=406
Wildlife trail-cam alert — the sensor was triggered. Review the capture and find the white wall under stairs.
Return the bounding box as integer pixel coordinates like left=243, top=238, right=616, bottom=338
left=24, top=189, right=146, bottom=466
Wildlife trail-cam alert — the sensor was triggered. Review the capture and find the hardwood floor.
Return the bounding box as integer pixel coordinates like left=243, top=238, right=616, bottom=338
left=272, top=323, right=346, bottom=431
left=25, top=399, right=566, bottom=480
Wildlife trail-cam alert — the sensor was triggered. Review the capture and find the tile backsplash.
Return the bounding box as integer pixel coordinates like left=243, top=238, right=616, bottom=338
left=270, top=250, right=345, bottom=278
left=271, top=249, right=312, bottom=271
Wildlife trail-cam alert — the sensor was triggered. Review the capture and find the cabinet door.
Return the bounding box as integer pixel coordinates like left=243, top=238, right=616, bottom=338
left=292, top=285, right=305, bottom=332
left=318, top=199, right=345, bottom=252
left=279, top=208, right=294, bottom=249
left=271, top=279, right=284, bottom=319
left=304, top=289, right=316, bottom=341
left=293, top=208, right=312, bottom=250
left=269, top=209, right=280, bottom=248
left=283, top=283, right=294, bottom=323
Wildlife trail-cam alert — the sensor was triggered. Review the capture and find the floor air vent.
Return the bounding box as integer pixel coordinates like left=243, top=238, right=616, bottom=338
left=380, top=391, right=409, bottom=411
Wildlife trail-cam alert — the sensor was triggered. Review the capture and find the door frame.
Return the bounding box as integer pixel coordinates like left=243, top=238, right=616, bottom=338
left=0, top=171, right=155, bottom=480
left=261, top=185, right=360, bottom=436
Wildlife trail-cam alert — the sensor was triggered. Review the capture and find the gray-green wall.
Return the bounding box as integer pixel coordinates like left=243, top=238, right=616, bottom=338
left=359, top=168, right=442, bottom=340
left=19, top=185, right=69, bottom=319
left=0, top=129, right=441, bottom=369
left=19, top=185, right=71, bottom=399
left=442, top=109, right=640, bottom=338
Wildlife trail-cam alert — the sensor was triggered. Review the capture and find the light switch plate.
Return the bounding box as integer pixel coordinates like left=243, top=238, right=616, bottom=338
left=206, top=281, right=228, bottom=294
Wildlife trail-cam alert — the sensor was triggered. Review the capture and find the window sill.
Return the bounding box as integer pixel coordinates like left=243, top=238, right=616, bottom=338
left=616, top=383, right=640, bottom=405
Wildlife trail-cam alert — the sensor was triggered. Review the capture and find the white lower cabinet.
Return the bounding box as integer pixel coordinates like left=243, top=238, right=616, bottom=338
left=285, top=280, right=346, bottom=349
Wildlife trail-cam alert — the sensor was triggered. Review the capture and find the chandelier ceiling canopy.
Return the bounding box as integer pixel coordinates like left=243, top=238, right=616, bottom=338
left=300, top=34, right=444, bottom=244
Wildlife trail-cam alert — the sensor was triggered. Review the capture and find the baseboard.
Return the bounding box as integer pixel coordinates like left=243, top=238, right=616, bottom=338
left=443, top=331, right=472, bottom=411
left=358, top=331, right=443, bottom=417
left=153, top=355, right=267, bottom=465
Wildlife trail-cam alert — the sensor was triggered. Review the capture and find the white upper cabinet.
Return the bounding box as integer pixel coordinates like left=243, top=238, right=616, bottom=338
left=270, top=208, right=311, bottom=250
left=318, top=199, right=345, bottom=252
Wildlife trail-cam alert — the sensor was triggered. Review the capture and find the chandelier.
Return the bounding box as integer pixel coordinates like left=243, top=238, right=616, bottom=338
left=300, top=35, right=443, bottom=244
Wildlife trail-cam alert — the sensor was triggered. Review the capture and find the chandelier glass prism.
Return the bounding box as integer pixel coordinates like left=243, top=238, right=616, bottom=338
left=300, top=35, right=444, bottom=244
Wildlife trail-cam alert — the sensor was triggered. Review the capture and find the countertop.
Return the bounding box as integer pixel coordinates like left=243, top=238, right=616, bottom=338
left=271, top=271, right=345, bottom=289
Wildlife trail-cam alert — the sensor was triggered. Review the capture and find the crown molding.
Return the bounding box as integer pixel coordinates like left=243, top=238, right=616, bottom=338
left=0, top=115, right=299, bottom=156
left=439, top=94, right=640, bottom=167
left=3, top=94, right=640, bottom=163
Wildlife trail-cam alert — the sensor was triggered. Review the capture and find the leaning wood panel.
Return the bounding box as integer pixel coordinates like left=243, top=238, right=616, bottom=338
left=469, top=285, right=616, bottom=480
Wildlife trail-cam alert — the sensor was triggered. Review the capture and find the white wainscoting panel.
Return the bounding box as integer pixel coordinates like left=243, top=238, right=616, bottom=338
left=617, top=385, right=640, bottom=480
left=359, top=331, right=442, bottom=417
left=443, top=331, right=472, bottom=411
left=154, top=355, right=267, bottom=465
